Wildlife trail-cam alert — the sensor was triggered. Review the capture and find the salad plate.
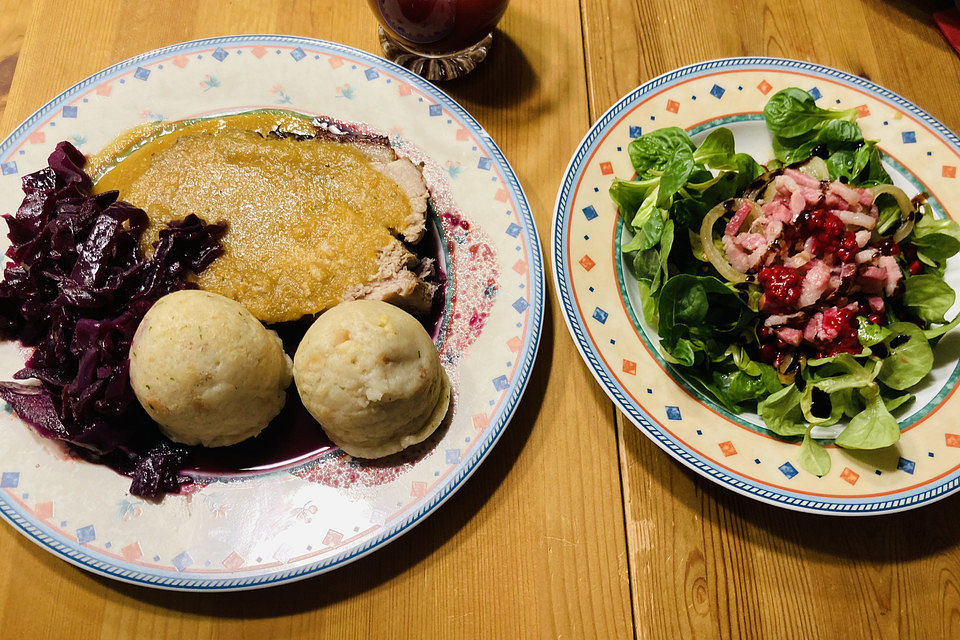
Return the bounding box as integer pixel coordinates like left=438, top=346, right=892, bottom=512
left=0, top=35, right=543, bottom=589
left=553, top=57, right=960, bottom=514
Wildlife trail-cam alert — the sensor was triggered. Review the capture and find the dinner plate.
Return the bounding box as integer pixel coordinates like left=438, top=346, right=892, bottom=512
left=553, top=57, right=960, bottom=515
left=0, top=36, right=543, bottom=589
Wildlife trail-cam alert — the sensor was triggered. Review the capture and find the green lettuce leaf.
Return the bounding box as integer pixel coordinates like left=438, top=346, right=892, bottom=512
left=758, top=384, right=808, bottom=437
left=692, top=127, right=736, bottom=169
left=834, top=387, right=901, bottom=449
left=798, top=431, right=831, bottom=477
left=627, top=127, right=695, bottom=175
left=877, top=322, right=934, bottom=390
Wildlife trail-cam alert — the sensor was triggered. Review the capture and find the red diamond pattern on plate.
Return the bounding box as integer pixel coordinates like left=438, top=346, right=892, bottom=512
left=410, top=481, right=427, bottom=498
left=757, top=80, right=772, bottom=95
left=472, top=414, right=488, bottom=431
left=121, top=542, right=143, bottom=562
left=622, top=360, right=636, bottom=375
left=718, top=441, right=737, bottom=457
left=666, top=99, right=679, bottom=113
left=599, top=162, right=613, bottom=175
left=579, top=255, right=595, bottom=271
left=840, top=468, right=860, bottom=485
left=34, top=501, right=53, bottom=520
left=222, top=551, right=244, bottom=570
left=944, top=166, right=957, bottom=179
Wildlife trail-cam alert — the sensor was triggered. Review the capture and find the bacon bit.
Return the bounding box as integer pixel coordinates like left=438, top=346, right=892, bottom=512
left=799, top=260, right=832, bottom=308
left=725, top=201, right=753, bottom=236
left=860, top=266, right=888, bottom=294
left=723, top=235, right=768, bottom=273
left=777, top=327, right=803, bottom=346
left=804, top=313, right=823, bottom=342
left=878, top=255, right=903, bottom=295
left=789, top=190, right=806, bottom=216
left=828, top=180, right=862, bottom=205
left=823, top=192, right=849, bottom=210
left=763, top=199, right=794, bottom=223
left=738, top=233, right=767, bottom=252
left=784, top=168, right=821, bottom=189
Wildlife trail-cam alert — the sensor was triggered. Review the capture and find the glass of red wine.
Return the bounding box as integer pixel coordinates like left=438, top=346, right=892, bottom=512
left=368, top=0, right=510, bottom=81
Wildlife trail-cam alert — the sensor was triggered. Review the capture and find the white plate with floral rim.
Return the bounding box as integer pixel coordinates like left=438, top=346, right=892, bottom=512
left=553, top=57, right=960, bottom=515
left=0, top=35, right=543, bottom=589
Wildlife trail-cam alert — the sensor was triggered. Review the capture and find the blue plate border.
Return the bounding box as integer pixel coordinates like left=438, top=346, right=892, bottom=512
left=0, top=35, right=544, bottom=590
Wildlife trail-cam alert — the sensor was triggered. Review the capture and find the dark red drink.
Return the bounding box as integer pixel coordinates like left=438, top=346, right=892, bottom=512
left=369, top=0, right=509, bottom=55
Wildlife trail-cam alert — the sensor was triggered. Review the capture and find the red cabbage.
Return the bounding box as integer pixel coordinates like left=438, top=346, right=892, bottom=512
left=0, top=141, right=226, bottom=498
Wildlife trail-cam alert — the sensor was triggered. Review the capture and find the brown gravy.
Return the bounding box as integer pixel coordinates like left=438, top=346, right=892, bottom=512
left=91, top=112, right=413, bottom=323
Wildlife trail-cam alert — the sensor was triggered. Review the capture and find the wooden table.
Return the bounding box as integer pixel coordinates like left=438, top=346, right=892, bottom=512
left=1, top=1, right=959, bottom=638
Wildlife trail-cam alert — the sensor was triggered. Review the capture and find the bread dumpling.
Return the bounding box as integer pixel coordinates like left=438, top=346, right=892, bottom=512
left=129, top=290, right=293, bottom=447
left=293, top=300, right=449, bottom=458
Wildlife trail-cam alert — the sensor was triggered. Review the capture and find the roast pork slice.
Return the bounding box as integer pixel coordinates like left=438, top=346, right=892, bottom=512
left=372, top=157, right=430, bottom=244
left=343, top=240, right=437, bottom=316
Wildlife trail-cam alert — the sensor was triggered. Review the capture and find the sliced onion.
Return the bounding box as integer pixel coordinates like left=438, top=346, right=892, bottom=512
left=761, top=180, right=778, bottom=204
left=743, top=169, right=781, bottom=201
left=872, top=184, right=916, bottom=242
left=796, top=156, right=829, bottom=181
left=699, top=199, right=750, bottom=283
left=688, top=228, right=708, bottom=262
left=776, top=352, right=806, bottom=385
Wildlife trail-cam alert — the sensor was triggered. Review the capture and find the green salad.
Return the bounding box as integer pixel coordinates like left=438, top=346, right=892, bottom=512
left=610, top=87, right=960, bottom=476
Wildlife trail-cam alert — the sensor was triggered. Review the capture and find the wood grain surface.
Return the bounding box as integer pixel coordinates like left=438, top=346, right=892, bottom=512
left=0, top=0, right=959, bottom=638
left=580, top=1, right=960, bottom=639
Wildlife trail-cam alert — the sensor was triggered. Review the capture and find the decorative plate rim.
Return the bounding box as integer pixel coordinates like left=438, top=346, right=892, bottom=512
left=0, top=34, right=545, bottom=589
left=552, top=56, right=960, bottom=516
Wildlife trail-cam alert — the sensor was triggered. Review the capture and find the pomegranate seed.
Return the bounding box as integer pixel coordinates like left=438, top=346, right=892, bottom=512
left=760, top=344, right=775, bottom=363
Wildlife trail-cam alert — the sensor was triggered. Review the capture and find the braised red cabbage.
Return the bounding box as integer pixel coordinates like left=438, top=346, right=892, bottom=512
left=0, top=141, right=226, bottom=498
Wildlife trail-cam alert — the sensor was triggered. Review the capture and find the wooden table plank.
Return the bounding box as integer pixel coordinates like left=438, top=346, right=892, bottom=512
left=0, top=1, right=633, bottom=638
left=579, top=1, right=960, bottom=638
left=0, top=0, right=31, bottom=124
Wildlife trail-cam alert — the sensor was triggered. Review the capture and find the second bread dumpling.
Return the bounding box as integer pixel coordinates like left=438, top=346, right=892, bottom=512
left=293, top=300, right=450, bottom=458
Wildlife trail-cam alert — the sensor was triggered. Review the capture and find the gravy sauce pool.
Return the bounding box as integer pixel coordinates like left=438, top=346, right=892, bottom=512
left=89, top=111, right=446, bottom=476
